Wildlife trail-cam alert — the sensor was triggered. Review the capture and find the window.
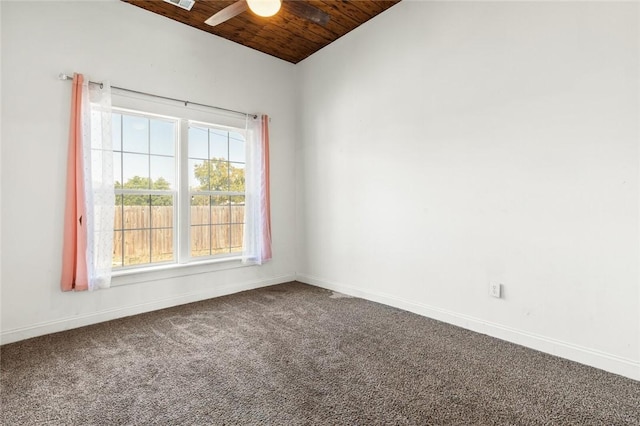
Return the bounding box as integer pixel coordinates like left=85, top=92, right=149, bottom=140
left=188, top=123, right=245, bottom=258
left=111, top=108, right=246, bottom=270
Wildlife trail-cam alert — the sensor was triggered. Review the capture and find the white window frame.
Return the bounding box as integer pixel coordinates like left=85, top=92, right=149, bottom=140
left=181, top=119, right=247, bottom=263
left=111, top=107, right=250, bottom=283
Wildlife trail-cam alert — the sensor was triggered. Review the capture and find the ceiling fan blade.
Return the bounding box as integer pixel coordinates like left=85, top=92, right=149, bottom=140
left=205, top=0, right=248, bottom=27
left=285, top=0, right=330, bottom=26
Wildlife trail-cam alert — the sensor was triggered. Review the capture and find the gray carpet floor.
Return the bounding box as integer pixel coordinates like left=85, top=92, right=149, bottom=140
left=1, top=282, right=639, bottom=425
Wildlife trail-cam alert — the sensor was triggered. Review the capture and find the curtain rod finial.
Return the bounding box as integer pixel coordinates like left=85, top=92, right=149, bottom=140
left=59, top=73, right=70, bottom=81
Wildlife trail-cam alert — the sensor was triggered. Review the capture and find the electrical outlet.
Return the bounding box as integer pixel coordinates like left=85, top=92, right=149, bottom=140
left=489, top=282, right=502, bottom=298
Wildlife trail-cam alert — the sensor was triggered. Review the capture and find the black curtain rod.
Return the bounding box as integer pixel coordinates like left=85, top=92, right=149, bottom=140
left=59, top=73, right=257, bottom=119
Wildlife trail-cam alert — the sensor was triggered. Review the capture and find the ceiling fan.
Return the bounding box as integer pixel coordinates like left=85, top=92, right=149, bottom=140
left=204, top=0, right=330, bottom=27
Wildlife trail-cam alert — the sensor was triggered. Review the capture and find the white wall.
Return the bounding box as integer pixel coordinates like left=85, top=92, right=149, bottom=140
left=1, top=1, right=297, bottom=342
left=296, top=1, right=640, bottom=380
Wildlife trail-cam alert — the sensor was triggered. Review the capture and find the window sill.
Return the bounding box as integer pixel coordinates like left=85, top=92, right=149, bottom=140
left=111, top=256, right=250, bottom=287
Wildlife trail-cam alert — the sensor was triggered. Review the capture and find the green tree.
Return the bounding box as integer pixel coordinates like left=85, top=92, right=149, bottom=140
left=192, top=158, right=245, bottom=205
left=116, top=176, right=173, bottom=206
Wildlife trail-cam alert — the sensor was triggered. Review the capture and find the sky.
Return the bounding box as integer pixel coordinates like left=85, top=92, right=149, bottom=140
left=112, top=112, right=245, bottom=191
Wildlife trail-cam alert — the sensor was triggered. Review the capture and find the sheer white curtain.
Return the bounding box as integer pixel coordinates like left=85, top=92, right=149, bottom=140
left=62, top=74, right=113, bottom=291
left=85, top=81, right=114, bottom=290
left=243, top=114, right=272, bottom=265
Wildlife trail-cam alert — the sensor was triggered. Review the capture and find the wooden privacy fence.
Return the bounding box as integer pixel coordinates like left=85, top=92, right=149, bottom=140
left=113, top=206, right=244, bottom=265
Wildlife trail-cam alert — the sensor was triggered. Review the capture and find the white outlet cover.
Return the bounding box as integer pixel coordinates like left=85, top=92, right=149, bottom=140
left=490, top=283, right=502, bottom=298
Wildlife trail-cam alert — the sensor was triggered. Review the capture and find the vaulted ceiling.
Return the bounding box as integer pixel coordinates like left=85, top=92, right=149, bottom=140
left=121, top=0, right=401, bottom=64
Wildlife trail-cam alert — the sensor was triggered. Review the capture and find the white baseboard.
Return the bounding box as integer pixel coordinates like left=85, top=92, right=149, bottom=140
left=1, top=274, right=295, bottom=345
left=297, top=273, right=640, bottom=382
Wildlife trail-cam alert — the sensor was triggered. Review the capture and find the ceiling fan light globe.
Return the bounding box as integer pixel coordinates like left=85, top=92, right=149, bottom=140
left=246, top=0, right=281, bottom=17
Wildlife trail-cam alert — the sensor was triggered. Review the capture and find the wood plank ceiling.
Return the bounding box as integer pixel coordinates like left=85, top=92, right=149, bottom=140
left=121, top=0, right=401, bottom=64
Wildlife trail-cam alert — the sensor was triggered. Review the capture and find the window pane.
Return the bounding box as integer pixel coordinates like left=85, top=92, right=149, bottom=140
left=230, top=200, right=244, bottom=224
left=151, top=195, right=173, bottom=227
left=122, top=115, right=149, bottom=154
left=113, top=230, right=123, bottom=267
left=211, top=196, right=230, bottom=225
left=150, top=119, right=175, bottom=156
left=189, top=159, right=209, bottom=191
left=112, top=113, right=122, bottom=151
left=191, top=196, right=210, bottom=225
left=123, top=153, right=150, bottom=188
left=123, top=229, right=151, bottom=266
left=229, top=132, right=245, bottom=163
left=191, top=225, right=210, bottom=257
left=151, top=228, right=173, bottom=263
left=209, top=129, right=228, bottom=160
left=230, top=223, right=244, bottom=252
left=230, top=162, right=245, bottom=193
left=123, top=195, right=150, bottom=229
left=211, top=224, right=230, bottom=254
left=188, top=126, right=208, bottom=159
left=150, top=155, right=175, bottom=190
left=110, top=197, right=124, bottom=266
left=114, top=194, right=123, bottom=230
left=210, top=160, right=229, bottom=191
left=113, top=152, right=122, bottom=188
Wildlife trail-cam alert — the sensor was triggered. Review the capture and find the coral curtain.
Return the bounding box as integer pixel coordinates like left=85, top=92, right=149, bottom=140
left=61, top=74, right=113, bottom=291
left=243, top=114, right=272, bottom=264
left=260, top=115, right=272, bottom=261
left=61, top=74, right=89, bottom=291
